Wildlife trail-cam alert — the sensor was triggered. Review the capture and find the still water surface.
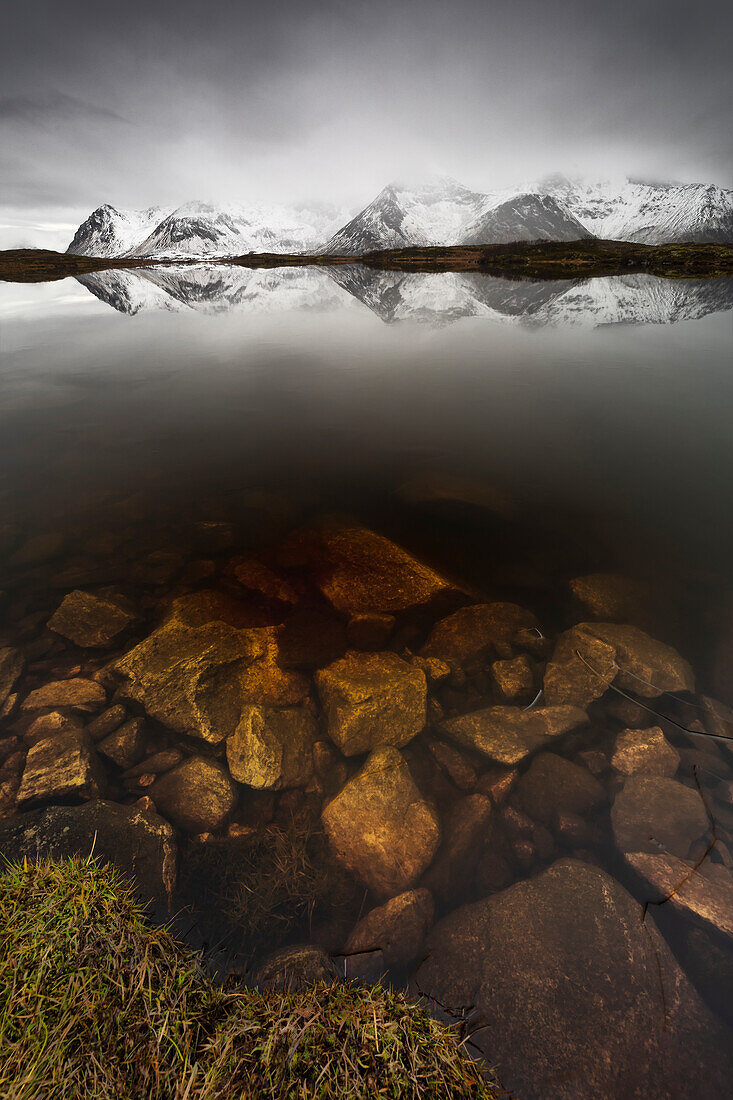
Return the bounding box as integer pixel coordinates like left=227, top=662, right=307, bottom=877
left=1, top=265, right=733, bottom=1097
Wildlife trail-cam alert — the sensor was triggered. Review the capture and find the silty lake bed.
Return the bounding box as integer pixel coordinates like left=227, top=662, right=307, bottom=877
left=2, top=264, right=733, bottom=1097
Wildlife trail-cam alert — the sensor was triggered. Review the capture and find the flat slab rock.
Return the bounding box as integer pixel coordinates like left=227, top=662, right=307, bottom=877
left=315, top=651, right=427, bottom=756
left=21, top=678, right=107, bottom=712
left=0, top=800, right=176, bottom=914
left=414, top=858, right=733, bottom=1098
left=626, top=850, right=733, bottom=941
left=321, top=746, right=440, bottom=898
left=440, top=704, right=587, bottom=765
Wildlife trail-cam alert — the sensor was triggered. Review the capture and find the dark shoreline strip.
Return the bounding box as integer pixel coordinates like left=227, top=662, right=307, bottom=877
left=2, top=239, right=733, bottom=283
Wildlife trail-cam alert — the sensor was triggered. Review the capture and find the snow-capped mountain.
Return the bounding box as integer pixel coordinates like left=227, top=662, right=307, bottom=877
left=66, top=174, right=733, bottom=259
left=539, top=175, right=733, bottom=244
left=126, top=200, right=345, bottom=258
left=321, top=178, right=594, bottom=253
left=322, top=177, right=497, bottom=254
left=67, top=200, right=348, bottom=259
left=67, top=204, right=170, bottom=257
left=323, top=175, right=733, bottom=252
left=462, top=193, right=593, bottom=245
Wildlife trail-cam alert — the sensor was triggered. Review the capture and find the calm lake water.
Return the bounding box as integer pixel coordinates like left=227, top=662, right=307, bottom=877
left=2, top=264, right=733, bottom=1097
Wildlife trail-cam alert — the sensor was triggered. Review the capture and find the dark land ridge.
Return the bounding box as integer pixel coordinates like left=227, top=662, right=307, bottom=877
left=2, top=239, right=733, bottom=283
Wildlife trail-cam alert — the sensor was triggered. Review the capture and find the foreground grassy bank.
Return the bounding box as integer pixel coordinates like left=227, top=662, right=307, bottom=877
left=2, top=239, right=733, bottom=283
left=0, top=857, right=496, bottom=1100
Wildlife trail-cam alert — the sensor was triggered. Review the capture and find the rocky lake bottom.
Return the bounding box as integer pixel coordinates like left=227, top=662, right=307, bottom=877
left=1, top=270, right=733, bottom=1097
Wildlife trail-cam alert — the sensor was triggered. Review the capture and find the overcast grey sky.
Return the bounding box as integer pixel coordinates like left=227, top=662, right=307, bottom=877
left=1, top=0, right=731, bottom=245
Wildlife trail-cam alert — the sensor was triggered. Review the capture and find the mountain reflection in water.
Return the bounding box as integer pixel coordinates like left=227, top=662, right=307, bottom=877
left=76, top=263, right=733, bottom=327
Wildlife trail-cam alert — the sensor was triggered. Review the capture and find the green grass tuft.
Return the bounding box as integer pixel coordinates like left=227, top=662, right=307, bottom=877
left=0, top=856, right=497, bottom=1099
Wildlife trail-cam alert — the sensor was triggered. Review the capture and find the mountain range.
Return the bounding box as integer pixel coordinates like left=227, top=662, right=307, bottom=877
left=66, top=175, right=733, bottom=259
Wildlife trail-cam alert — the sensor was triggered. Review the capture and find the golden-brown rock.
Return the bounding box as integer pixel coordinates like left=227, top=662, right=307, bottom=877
left=316, top=651, right=427, bottom=757
left=421, top=603, right=539, bottom=667
left=321, top=746, right=440, bottom=897
left=150, top=756, right=237, bottom=834
left=48, top=589, right=137, bottom=648
left=110, top=593, right=306, bottom=744
left=344, top=888, right=435, bottom=967
left=440, top=704, right=587, bottom=765
left=611, top=726, right=680, bottom=777
left=17, top=729, right=104, bottom=806
left=226, top=704, right=318, bottom=789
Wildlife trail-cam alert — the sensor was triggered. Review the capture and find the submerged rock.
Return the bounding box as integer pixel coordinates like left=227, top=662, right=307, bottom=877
left=24, top=710, right=84, bottom=746
left=611, top=775, right=710, bottom=860
left=591, top=623, right=695, bottom=698
left=48, top=589, right=137, bottom=648
left=345, top=888, right=434, bottom=967
left=17, top=729, right=104, bottom=806
left=321, top=746, right=440, bottom=897
left=414, top=858, right=733, bottom=1098
left=87, top=703, right=127, bottom=741
left=626, top=852, right=733, bottom=1023
left=254, top=944, right=338, bottom=991
left=0, top=647, right=24, bottom=710
left=543, top=625, right=618, bottom=708
left=226, top=704, right=318, bottom=789
left=440, top=704, right=587, bottom=766
left=21, top=678, right=107, bottom=713
left=544, top=622, right=694, bottom=708
left=96, top=718, right=146, bottom=769
left=279, top=524, right=460, bottom=614
left=110, top=593, right=306, bottom=744
left=0, top=800, right=176, bottom=913
left=611, top=726, right=680, bottom=777
left=569, top=573, right=649, bottom=622
left=316, top=651, right=427, bottom=757
left=420, top=603, right=539, bottom=668
left=420, top=793, right=492, bottom=903
left=514, top=752, right=606, bottom=825
left=489, top=654, right=535, bottom=702
left=150, top=756, right=237, bottom=834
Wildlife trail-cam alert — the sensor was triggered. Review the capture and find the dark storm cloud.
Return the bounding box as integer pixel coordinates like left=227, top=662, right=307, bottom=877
left=1, top=0, right=731, bottom=222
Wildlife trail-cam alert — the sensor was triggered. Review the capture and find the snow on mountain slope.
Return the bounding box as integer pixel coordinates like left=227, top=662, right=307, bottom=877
left=67, top=174, right=733, bottom=259
left=67, top=205, right=169, bottom=256
left=126, top=200, right=344, bottom=258
left=462, top=193, right=594, bottom=245
left=322, top=178, right=506, bottom=254
left=540, top=175, right=733, bottom=243
left=67, top=201, right=349, bottom=259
